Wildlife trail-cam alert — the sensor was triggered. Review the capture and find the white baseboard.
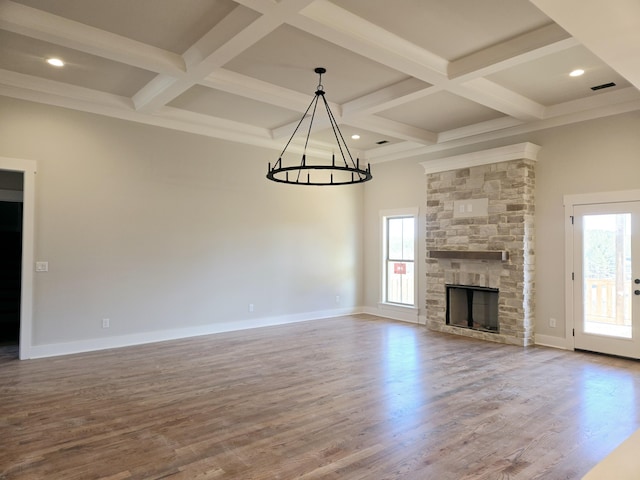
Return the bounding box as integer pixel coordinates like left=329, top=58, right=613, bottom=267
left=362, top=304, right=425, bottom=325
left=27, top=310, right=576, bottom=359
left=534, top=334, right=572, bottom=350
left=27, top=307, right=361, bottom=359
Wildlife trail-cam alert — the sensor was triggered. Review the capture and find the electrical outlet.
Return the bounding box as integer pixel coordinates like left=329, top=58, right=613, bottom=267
left=335, top=295, right=340, bottom=303
left=102, top=318, right=110, bottom=329
left=549, top=317, right=557, bottom=328
left=249, top=303, right=254, bottom=313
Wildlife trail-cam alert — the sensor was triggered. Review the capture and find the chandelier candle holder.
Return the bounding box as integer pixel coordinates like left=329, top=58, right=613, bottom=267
left=267, top=67, right=372, bottom=186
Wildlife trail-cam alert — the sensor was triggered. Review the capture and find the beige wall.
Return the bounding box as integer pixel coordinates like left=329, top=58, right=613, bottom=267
left=363, top=111, right=640, bottom=343
left=3, top=93, right=639, bottom=354
left=0, top=96, right=364, bottom=351
left=362, top=157, right=427, bottom=318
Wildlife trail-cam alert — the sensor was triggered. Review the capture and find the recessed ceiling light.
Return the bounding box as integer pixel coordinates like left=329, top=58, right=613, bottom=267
left=46, top=58, right=65, bottom=67
left=351, top=134, right=360, bottom=140
left=569, top=69, right=584, bottom=77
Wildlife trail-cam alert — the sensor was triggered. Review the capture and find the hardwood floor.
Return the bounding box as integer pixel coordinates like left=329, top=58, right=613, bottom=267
left=2, top=314, right=640, bottom=479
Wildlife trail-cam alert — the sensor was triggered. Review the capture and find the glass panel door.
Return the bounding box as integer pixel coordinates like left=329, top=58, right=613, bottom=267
left=574, top=202, right=640, bottom=358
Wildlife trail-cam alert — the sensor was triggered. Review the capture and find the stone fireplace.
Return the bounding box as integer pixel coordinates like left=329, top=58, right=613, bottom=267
left=421, top=143, right=538, bottom=346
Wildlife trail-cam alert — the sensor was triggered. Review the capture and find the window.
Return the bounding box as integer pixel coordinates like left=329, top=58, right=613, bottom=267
left=383, top=213, right=416, bottom=306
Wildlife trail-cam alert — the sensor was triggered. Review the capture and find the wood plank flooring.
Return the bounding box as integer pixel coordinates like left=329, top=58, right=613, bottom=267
left=2, top=314, right=640, bottom=479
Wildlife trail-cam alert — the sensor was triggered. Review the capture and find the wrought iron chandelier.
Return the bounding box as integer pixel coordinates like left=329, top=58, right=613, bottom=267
left=267, top=67, right=372, bottom=186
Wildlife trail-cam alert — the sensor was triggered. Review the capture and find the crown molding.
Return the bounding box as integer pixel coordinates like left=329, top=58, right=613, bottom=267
left=420, top=142, right=540, bottom=174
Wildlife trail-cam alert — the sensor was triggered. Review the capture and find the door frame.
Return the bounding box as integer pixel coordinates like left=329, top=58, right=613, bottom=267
left=0, top=157, right=36, bottom=360
left=564, top=189, right=640, bottom=351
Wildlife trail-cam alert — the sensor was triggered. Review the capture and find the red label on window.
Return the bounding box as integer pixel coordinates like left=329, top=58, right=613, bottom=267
left=394, top=262, right=406, bottom=274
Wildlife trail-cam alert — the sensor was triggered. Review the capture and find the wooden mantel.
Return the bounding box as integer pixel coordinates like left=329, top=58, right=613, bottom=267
left=429, top=250, right=509, bottom=261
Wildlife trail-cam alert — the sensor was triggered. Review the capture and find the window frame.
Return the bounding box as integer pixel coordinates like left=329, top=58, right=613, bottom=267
left=380, top=208, right=418, bottom=308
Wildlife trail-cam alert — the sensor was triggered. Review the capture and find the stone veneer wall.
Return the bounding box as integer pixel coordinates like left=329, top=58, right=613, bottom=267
left=425, top=158, right=535, bottom=346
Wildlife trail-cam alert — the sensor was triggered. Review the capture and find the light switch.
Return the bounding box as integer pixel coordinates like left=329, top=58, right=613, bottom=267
left=35, top=261, right=48, bottom=272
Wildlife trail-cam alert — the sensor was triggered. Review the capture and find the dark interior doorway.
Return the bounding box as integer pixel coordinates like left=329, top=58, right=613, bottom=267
left=0, top=171, right=24, bottom=347
left=0, top=202, right=22, bottom=345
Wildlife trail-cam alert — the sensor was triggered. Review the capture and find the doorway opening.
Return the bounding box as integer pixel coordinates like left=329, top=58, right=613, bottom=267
left=0, top=171, right=24, bottom=354
left=0, top=199, right=22, bottom=345
left=0, top=157, right=35, bottom=360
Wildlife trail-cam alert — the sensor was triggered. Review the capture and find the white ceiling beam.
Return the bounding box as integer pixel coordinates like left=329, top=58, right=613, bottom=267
left=544, top=86, right=640, bottom=119
left=276, top=136, right=351, bottom=158
left=0, top=68, right=134, bottom=109
left=271, top=107, right=437, bottom=145
left=201, top=68, right=320, bottom=113
left=345, top=115, right=437, bottom=145
left=451, top=78, right=546, bottom=121
left=342, top=78, right=440, bottom=117
left=0, top=79, right=284, bottom=151
left=271, top=114, right=331, bottom=140
left=364, top=141, right=425, bottom=162
left=293, top=0, right=548, bottom=121
left=437, top=116, right=524, bottom=143
left=371, top=97, right=640, bottom=163
left=232, top=0, right=279, bottom=15
left=180, top=0, right=318, bottom=70
left=294, top=0, right=449, bottom=85
left=132, top=5, right=259, bottom=112
left=131, top=75, right=181, bottom=112
left=448, top=23, right=578, bottom=80
left=133, top=0, right=317, bottom=113
left=356, top=84, right=640, bottom=161
left=159, top=106, right=272, bottom=139
left=0, top=0, right=185, bottom=76
left=529, top=0, right=640, bottom=91
left=210, top=1, right=570, bottom=131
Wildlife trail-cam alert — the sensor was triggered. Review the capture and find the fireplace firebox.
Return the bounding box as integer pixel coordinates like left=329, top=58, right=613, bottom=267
left=446, top=285, right=499, bottom=333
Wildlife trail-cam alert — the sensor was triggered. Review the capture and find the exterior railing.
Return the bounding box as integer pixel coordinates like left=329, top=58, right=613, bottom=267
left=585, top=278, right=631, bottom=325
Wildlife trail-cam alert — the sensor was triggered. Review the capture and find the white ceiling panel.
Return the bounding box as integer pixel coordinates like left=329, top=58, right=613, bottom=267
left=0, top=30, right=155, bottom=96
left=223, top=24, right=409, bottom=103
left=169, top=85, right=301, bottom=129
left=308, top=124, right=404, bottom=152
left=377, top=91, right=504, bottom=133
left=488, top=45, right=632, bottom=106
left=330, top=0, right=552, bottom=60
left=11, top=0, right=238, bottom=54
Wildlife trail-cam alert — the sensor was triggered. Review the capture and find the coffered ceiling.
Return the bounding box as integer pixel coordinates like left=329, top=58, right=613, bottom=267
left=1, top=0, right=639, bottom=162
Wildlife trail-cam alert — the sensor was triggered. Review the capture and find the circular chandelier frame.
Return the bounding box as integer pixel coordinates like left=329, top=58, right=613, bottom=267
left=267, top=68, right=372, bottom=186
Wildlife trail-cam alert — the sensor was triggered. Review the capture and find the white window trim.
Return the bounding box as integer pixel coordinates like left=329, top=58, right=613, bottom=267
left=379, top=207, right=419, bottom=310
